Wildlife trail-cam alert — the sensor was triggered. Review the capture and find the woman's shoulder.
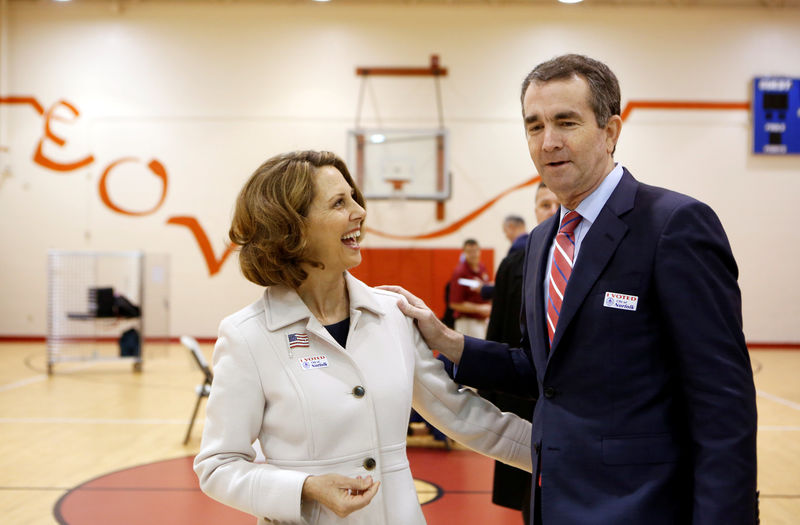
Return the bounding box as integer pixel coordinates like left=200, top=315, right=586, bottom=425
left=220, top=292, right=267, bottom=330
left=370, top=285, right=407, bottom=305
left=362, top=284, right=412, bottom=319
left=346, top=273, right=407, bottom=313
left=367, top=286, right=415, bottom=331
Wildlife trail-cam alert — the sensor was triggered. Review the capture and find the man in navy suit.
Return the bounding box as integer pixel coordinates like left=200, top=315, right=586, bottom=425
left=383, top=54, right=758, bottom=524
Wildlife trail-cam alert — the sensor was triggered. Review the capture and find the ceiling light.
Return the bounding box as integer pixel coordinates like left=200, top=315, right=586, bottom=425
left=558, top=0, right=584, bottom=3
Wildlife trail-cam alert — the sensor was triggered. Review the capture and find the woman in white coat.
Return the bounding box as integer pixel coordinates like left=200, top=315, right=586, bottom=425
left=194, top=150, right=532, bottom=524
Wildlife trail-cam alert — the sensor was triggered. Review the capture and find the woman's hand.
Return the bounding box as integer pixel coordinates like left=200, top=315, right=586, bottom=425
left=301, top=474, right=380, bottom=518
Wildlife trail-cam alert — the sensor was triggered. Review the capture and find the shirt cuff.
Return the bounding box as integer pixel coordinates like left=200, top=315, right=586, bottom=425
left=252, top=468, right=311, bottom=523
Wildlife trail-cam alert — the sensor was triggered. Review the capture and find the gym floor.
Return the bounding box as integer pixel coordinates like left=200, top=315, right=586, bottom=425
left=0, top=342, right=797, bottom=524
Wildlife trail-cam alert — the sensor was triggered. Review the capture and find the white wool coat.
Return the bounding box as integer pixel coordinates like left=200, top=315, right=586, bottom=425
left=194, top=273, right=532, bottom=524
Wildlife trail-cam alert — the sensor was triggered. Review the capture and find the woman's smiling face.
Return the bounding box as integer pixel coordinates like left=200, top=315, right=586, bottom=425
left=304, top=165, right=366, bottom=275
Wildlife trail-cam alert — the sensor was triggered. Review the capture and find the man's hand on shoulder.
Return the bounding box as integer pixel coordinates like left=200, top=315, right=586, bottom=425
left=377, top=285, right=465, bottom=363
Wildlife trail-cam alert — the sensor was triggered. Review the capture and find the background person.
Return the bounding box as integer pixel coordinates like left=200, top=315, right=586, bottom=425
left=383, top=54, right=758, bottom=525
left=480, top=215, right=529, bottom=301
left=448, top=238, right=491, bottom=339
left=193, top=150, right=532, bottom=525
left=501, top=215, right=528, bottom=256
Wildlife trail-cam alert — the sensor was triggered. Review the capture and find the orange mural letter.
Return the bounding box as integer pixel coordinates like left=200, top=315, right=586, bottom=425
left=33, top=99, right=95, bottom=172
left=0, top=96, right=45, bottom=115
left=166, top=216, right=235, bottom=276
left=98, top=157, right=168, bottom=216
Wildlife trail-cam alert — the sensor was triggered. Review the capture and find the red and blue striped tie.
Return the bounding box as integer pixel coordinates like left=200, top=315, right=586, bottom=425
left=546, top=211, right=582, bottom=348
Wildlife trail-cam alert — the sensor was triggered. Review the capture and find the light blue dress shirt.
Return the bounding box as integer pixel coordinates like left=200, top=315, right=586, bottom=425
left=543, top=163, right=625, bottom=317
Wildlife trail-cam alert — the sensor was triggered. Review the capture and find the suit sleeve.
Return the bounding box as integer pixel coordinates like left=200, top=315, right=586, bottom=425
left=455, top=336, right=537, bottom=399
left=408, top=323, right=533, bottom=472
left=654, top=201, right=758, bottom=524
left=193, top=318, right=309, bottom=523
left=457, top=236, right=538, bottom=397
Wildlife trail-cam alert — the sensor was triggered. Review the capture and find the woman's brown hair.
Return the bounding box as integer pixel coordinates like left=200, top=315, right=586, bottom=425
left=229, top=150, right=365, bottom=289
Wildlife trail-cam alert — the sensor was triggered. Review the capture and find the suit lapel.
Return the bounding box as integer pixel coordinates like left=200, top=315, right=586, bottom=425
left=526, top=213, right=559, bottom=376
left=549, top=170, right=638, bottom=355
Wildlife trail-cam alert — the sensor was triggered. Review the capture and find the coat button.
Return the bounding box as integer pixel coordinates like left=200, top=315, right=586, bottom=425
left=352, top=385, right=365, bottom=398
left=363, top=457, right=376, bottom=470
left=543, top=387, right=556, bottom=399
left=533, top=442, right=541, bottom=454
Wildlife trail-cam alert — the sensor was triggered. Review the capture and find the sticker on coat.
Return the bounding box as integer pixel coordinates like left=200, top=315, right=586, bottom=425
left=299, top=355, right=329, bottom=370
left=603, top=292, right=638, bottom=311
left=287, top=333, right=310, bottom=349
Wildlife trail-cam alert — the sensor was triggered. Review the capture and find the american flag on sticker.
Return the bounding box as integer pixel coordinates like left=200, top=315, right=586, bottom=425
left=287, top=333, right=310, bottom=349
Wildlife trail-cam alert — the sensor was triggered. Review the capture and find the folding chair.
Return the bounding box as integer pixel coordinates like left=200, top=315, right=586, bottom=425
left=181, top=335, right=213, bottom=445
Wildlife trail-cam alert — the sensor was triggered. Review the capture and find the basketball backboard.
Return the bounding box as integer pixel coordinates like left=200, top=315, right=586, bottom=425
left=347, top=129, right=450, bottom=200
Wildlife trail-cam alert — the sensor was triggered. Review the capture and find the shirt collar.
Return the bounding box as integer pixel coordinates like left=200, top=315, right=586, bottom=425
left=559, top=163, right=624, bottom=225
left=264, top=272, right=384, bottom=331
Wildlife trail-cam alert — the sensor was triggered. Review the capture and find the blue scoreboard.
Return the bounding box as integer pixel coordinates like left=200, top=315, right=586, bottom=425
left=753, top=77, right=800, bottom=155
left=752, top=77, right=800, bottom=155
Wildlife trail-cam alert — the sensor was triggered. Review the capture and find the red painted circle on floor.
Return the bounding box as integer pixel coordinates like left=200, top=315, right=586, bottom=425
left=55, top=449, right=523, bottom=524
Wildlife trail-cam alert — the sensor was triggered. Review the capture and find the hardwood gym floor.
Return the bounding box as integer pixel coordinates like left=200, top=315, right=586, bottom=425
left=0, top=342, right=797, bottom=524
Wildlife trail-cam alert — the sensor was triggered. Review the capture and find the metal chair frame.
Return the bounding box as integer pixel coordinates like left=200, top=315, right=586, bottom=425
left=180, top=335, right=213, bottom=445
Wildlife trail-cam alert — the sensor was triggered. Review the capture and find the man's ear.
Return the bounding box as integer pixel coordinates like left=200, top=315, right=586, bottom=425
left=605, top=115, right=622, bottom=154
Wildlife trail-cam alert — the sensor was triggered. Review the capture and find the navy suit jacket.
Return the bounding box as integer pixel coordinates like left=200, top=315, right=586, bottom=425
left=457, top=169, right=758, bottom=524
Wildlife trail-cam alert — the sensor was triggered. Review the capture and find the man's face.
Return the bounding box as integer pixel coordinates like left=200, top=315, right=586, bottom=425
left=463, top=244, right=481, bottom=267
left=502, top=222, right=518, bottom=242
left=534, top=186, right=560, bottom=224
left=523, top=75, right=620, bottom=209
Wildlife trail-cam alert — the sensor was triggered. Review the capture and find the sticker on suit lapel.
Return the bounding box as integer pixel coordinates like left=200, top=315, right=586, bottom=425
left=603, top=292, right=638, bottom=311
left=299, top=355, right=329, bottom=370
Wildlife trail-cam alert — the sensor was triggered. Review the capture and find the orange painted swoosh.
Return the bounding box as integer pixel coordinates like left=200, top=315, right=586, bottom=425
left=621, top=100, right=749, bottom=122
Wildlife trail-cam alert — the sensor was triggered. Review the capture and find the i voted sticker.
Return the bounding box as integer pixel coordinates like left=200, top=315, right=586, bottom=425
left=299, top=355, right=329, bottom=370
left=603, top=292, right=638, bottom=311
